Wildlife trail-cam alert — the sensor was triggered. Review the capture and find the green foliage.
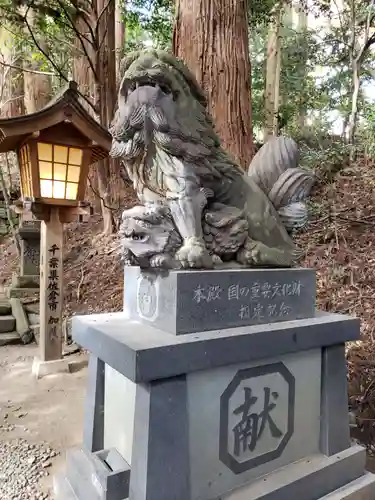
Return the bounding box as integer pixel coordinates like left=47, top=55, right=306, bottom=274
left=125, top=0, right=174, bottom=51
left=296, top=130, right=351, bottom=181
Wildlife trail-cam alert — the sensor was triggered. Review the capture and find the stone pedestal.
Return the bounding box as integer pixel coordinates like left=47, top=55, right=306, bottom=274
left=54, top=267, right=375, bottom=500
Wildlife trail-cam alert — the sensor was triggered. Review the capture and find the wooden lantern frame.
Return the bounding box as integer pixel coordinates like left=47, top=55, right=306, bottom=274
left=0, top=81, right=111, bottom=208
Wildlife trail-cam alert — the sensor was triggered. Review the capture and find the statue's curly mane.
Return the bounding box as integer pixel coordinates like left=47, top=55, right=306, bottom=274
left=111, top=50, right=243, bottom=196
left=119, top=50, right=208, bottom=108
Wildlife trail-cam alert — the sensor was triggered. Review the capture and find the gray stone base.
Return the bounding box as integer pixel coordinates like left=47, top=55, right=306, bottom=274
left=320, top=473, right=375, bottom=499
left=32, top=357, right=71, bottom=378
left=54, top=447, right=130, bottom=500
left=32, top=357, right=88, bottom=378
left=53, top=474, right=77, bottom=500
left=222, top=445, right=368, bottom=500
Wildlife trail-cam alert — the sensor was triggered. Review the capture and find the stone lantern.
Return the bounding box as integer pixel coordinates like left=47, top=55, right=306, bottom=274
left=0, top=81, right=111, bottom=375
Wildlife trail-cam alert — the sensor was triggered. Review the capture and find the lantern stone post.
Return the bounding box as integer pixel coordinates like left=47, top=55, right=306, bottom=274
left=0, top=81, right=111, bottom=377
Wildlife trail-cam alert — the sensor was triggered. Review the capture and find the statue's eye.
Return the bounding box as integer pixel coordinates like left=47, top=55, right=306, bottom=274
left=132, top=232, right=146, bottom=241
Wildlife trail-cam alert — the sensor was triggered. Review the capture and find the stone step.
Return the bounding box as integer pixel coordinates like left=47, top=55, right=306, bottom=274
left=65, top=447, right=130, bottom=500
left=0, top=300, right=11, bottom=315
left=0, top=332, right=21, bottom=346
left=7, top=287, right=40, bottom=299
left=0, top=315, right=16, bottom=333
left=320, top=472, right=375, bottom=499
left=66, top=448, right=102, bottom=500
left=53, top=473, right=78, bottom=500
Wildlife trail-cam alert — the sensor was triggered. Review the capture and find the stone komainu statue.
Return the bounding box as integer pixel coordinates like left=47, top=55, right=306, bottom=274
left=109, top=50, right=315, bottom=270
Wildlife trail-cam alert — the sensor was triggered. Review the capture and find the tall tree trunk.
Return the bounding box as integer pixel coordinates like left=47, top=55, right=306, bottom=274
left=172, top=0, right=253, bottom=168
left=96, top=0, right=117, bottom=234
left=264, top=3, right=282, bottom=141
left=23, top=9, right=52, bottom=113
left=0, top=26, right=25, bottom=117
left=342, top=114, right=349, bottom=140
left=72, top=15, right=100, bottom=211
left=115, top=0, right=125, bottom=73
left=348, top=60, right=360, bottom=156
left=296, top=4, right=308, bottom=131
left=72, top=17, right=95, bottom=114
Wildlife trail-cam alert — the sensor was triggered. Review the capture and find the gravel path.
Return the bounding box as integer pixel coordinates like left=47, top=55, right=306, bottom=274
left=0, top=438, right=58, bottom=500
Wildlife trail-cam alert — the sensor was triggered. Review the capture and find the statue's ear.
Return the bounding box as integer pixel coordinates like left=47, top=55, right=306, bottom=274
left=117, top=51, right=141, bottom=94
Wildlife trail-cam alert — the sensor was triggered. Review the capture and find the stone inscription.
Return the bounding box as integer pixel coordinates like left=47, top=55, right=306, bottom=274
left=23, top=240, right=40, bottom=268
left=136, top=276, right=159, bottom=321
left=192, top=279, right=302, bottom=323
left=47, top=244, right=61, bottom=341
left=219, top=363, right=295, bottom=474
left=232, top=387, right=282, bottom=457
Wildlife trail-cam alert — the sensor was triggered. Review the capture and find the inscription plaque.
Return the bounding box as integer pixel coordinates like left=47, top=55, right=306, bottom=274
left=124, top=267, right=316, bottom=335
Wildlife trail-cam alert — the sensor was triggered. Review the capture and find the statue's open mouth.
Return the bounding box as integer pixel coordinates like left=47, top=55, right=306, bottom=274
left=123, top=77, right=172, bottom=98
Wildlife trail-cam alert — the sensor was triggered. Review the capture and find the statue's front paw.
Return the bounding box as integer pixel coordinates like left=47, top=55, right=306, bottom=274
left=149, top=253, right=180, bottom=269
left=122, top=248, right=138, bottom=266
left=176, top=238, right=213, bottom=269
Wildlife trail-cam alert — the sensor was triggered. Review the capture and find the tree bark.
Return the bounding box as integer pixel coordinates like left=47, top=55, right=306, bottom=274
left=264, top=3, right=282, bottom=141
left=172, top=0, right=253, bottom=169
left=96, top=0, right=118, bottom=234
left=23, top=9, right=52, bottom=113
left=0, top=26, right=25, bottom=117
left=115, top=0, right=125, bottom=73
left=348, top=61, right=360, bottom=149
left=296, top=4, right=308, bottom=131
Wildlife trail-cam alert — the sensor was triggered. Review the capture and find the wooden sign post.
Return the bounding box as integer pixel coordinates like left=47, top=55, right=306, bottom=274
left=39, top=207, right=64, bottom=362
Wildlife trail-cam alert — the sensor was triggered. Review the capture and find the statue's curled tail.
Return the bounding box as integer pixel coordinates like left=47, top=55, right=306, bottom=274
left=248, top=136, right=315, bottom=233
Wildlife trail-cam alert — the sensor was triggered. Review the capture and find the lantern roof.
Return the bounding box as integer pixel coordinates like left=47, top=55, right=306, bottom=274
left=0, top=81, right=111, bottom=164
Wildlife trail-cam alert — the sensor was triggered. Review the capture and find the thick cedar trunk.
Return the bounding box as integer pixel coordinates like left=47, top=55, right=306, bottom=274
left=348, top=61, right=360, bottom=156
left=72, top=15, right=100, bottom=210
left=296, top=5, right=308, bottom=131
left=23, top=9, right=52, bottom=113
left=172, top=0, right=253, bottom=169
left=72, top=17, right=95, bottom=114
left=0, top=27, right=25, bottom=117
left=96, top=0, right=118, bottom=234
left=264, top=4, right=282, bottom=141
left=115, top=0, right=125, bottom=72
left=7, top=61, right=25, bottom=117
